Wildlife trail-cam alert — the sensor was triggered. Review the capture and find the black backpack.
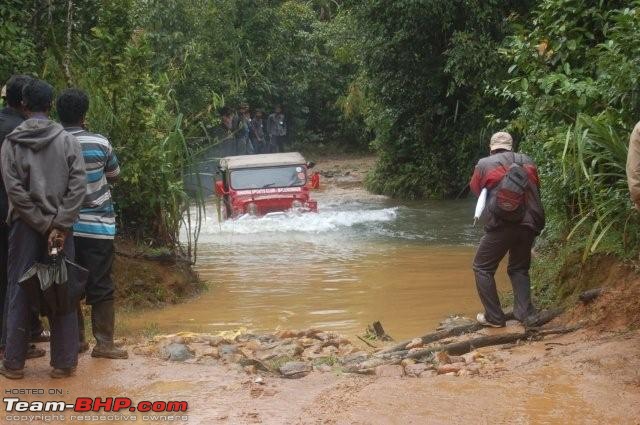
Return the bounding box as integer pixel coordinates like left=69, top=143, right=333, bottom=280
left=489, top=153, right=528, bottom=223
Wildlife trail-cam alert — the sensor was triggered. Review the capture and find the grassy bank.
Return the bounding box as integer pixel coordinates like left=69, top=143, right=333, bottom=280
left=531, top=238, right=640, bottom=330
left=112, top=238, right=204, bottom=310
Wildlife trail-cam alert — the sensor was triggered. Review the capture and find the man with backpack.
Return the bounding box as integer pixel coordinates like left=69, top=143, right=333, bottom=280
left=469, top=132, right=545, bottom=328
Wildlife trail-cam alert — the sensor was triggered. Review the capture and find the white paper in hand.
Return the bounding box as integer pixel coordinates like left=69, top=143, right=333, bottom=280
left=473, top=188, right=488, bottom=226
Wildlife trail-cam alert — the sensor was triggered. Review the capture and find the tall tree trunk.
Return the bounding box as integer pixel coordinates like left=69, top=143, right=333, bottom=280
left=63, top=0, right=74, bottom=86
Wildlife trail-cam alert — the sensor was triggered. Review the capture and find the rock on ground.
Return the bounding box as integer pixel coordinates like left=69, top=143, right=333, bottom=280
left=162, top=343, right=194, bottom=362
left=437, top=362, right=465, bottom=375
left=404, top=363, right=428, bottom=377
left=279, top=361, right=312, bottom=379
left=375, top=365, right=404, bottom=378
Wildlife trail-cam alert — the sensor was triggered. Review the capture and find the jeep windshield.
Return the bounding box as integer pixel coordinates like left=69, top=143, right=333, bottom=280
left=229, top=165, right=307, bottom=190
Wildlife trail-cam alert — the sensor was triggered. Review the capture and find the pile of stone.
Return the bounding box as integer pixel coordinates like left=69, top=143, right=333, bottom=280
left=403, top=350, right=487, bottom=378
left=134, top=310, right=578, bottom=381
left=132, top=319, right=501, bottom=380
left=133, top=329, right=365, bottom=379
left=341, top=345, right=490, bottom=378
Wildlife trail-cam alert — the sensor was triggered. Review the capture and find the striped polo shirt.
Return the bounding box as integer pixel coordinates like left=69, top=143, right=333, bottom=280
left=66, top=127, right=120, bottom=239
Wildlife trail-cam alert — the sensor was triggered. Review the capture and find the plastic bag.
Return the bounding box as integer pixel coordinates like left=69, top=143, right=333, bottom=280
left=473, top=188, right=488, bottom=226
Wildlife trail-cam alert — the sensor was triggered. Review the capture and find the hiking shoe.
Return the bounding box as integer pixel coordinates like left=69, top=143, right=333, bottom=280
left=91, top=344, right=128, bottom=360
left=476, top=313, right=505, bottom=328
left=26, top=346, right=46, bottom=359
left=50, top=367, right=76, bottom=379
left=0, top=365, right=24, bottom=380
left=31, top=330, right=51, bottom=343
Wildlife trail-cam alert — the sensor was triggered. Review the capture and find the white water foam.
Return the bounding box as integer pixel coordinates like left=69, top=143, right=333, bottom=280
left=201, top=207, right=398, bottom=235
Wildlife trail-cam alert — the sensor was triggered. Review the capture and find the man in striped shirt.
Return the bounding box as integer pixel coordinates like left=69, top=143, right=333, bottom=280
left=56, top=88, right=127, bottom=359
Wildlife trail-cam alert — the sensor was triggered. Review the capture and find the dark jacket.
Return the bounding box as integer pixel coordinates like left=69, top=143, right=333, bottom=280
left=469, top=151, right=545, bottom=234
left=0, top=107, right=25, bottom=222
left=267, top=113, right=286, bottom=137
left=1, top=118, right=86, bottom=234
left=250, top=117, right=265, bottom=143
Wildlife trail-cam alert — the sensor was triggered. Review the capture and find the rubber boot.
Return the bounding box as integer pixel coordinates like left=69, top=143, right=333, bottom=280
left=50, top=367, right=75, bottom=378
left=90, top=301, right=128, bottom=359
left=0, top=364, right=24, bottom=379
left=77, top=307, right=89, bottom=353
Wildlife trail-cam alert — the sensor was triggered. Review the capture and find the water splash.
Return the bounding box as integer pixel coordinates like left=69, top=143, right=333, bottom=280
left=202, top=207, right=398, bottom=235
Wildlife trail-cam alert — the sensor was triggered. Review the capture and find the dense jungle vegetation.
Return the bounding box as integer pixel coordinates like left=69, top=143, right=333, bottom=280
left=1, top=0, right=639, bottom=266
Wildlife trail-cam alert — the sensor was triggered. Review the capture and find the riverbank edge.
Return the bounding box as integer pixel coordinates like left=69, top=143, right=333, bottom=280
left=111, top=237, right=204, bottom=310
left=531, top=240, right=640, bottom=331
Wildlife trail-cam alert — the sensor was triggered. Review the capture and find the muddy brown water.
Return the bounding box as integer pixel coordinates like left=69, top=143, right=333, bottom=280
left=123, top=186, right=508, bottom=340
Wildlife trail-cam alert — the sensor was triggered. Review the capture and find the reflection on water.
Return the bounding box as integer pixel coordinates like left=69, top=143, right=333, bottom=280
left=125, top=188, right=509, bottom=339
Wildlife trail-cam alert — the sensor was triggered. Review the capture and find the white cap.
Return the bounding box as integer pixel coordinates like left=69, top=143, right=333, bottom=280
left=489, top=132, right=513, bottom=151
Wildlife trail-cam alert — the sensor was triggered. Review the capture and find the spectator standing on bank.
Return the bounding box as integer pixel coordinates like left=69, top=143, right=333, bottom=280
left=56, top=88, right=128, bottom=360
left=233, top=104, right=250, bottom=155
left=240, top=105, right=254, bottom=154
left=0, top=75, right=49, bottom=359
left=250, top=110, right=266, bottom=154
left=0, top=79, right=86, bottom=379
left=267, top=105, right=287, bottom=153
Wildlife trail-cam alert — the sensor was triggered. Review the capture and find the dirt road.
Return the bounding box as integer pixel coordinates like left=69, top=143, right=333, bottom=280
left=3, top=326, right=639, bottom=424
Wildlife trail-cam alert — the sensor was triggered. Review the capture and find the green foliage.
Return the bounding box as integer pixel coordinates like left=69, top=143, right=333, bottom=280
left=350, top=0, right=533, bottom=198
left=500, top=0, right=640, bottom=258
left=68, top=1, right=200, bottom=249
left=0, top=0, right=36, bottom=78
left=0, top=0, right=203, bottom=252
left=139, top=0, right=366, bottom=147
left=562, top=115, right=637, bottom=259
left=0, top=0, right=364, bottom=250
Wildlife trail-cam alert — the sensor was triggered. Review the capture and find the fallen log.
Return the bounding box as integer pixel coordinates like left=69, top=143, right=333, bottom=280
left=376, top=308, right=564, bottom=359
left=402, top=325, right=581, bottom=359
left=528, top=324, right=582, bottom=337
left=402, top=332, right=526, bottom=359
left=377, top=323, right=482, bottom=355
left=578, top=288, right=602, bottom=304
left=378, top=311, right=520, bottom=355
left=442, top=332, right=528, bottom=356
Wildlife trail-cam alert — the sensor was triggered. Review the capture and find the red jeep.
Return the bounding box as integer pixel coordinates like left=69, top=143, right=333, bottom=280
left=215, top=152, right=318, bottom=219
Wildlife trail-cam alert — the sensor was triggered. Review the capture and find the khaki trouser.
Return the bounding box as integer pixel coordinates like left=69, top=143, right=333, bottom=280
left=627, top=121, right=640, bottom=206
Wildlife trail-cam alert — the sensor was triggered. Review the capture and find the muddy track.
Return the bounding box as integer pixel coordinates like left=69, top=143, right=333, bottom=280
left=294, top=377, right=375, bottom=424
